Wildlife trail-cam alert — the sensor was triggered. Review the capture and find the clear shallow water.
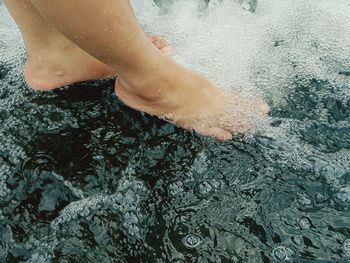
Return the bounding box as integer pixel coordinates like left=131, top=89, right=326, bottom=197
left=0, top=1, right=350, bottom=262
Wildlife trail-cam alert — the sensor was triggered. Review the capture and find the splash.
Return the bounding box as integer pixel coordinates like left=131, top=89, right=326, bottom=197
left=132, top=0, right=350, bottom=169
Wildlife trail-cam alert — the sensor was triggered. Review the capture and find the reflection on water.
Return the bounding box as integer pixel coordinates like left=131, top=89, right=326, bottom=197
left=1, top=1, right=350, bottom=262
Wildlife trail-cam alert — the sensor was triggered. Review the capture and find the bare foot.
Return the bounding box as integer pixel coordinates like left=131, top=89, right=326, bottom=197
left=24, top=45, right=116, bottom=91
left=115, top=65, right=269, bottom=141
left=24, top=33, right=173, bottom=91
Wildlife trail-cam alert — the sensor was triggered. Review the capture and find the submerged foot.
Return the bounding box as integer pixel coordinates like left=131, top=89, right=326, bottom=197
left=25, top=33, right=173, bottom=91
left=115, top=65, right=269, bottom=141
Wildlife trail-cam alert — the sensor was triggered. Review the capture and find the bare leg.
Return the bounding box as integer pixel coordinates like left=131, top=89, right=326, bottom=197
left=30, top=0, right=268, bottom=140
left=3, top=0, right=172, bottom=91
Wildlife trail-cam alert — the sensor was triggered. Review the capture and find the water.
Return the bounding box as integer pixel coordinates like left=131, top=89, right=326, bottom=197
left=0, top=0, right=350, bottom=262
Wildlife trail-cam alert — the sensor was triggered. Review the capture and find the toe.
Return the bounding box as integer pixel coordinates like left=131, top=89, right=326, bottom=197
left=196, top=126, right=233, bottom=141
left=221, top=122, right=252, bottom=134
left=208, top=127, right=233, bottom=141
left=259, top=102, right=270, bottom=114
left=253, top=97, right=270, bottom=115
left=161, top=46, right=175, bottom=55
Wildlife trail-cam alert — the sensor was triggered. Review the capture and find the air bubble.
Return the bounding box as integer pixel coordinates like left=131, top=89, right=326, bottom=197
left=127, top=223, right=140, bottom=236
left=297, top=194, right=313, bottom=210
left=298, top=217, right=311, bottom=230
left=209, top=178, right=222, bottom=191
left=242, top=134, right=256, bottom=144
left=196, top=181, right=213, bottom=198
left=230, top=255, right=240, bottom=262
left=124, top=212, right=139, bottom=224
left=182, top=234, right=202, bottom=249
left=343, top=239, right=350, bottom=257
left=291, top=236, right=303, bottom=246
left=241, top=2, right=251, bottom=11
left=168, top=181, right=185, bottom=196
left=333, top=186, right=350, bottom=208
left=272, top=246, right=287, bottom=261
left=192, top=150, right=210, bottom=175
left=272, top=246, right=295, bottom=261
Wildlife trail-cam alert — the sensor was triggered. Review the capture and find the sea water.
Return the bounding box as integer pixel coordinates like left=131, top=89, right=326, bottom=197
left=0, top=0, right=349, bottom=262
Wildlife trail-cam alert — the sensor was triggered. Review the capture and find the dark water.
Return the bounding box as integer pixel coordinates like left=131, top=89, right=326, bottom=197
left=1, top=4, right=350, bottom=263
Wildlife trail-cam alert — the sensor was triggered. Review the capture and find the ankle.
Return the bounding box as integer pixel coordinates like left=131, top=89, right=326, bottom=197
left=115, top=63, right=223, bottom=118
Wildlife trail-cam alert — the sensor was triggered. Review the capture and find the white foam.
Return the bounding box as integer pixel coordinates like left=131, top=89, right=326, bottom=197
left=132, top=0, right=350, bottom=96
left=132, top=0, right=350, bottom=169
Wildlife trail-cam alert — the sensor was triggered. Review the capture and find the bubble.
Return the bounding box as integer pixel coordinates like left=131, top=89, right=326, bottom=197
left=127, top=223, right=141, bottom=236
left=314, top=192, right=327, bottom=203
left=171, top=259, right=186, bottom=263
left=230, top=255, right=240, bottom=262
left=272, top=246, right=287, bottom=261
left=239, top=0, right=258, bottom=12
left=28, top=105, right=79, bottom=134
left=242, top=134, right=256, bottom=144
left=333, top=186, right=350, bottom=208
left=291, top=236, right=303, bottom=246
left=272, top=246, right=295, bottom=261
left=182, top=234, right=202, bottom=249
left=168, top=181, right=185, bottom=196
left=192, top=150, right=210, bottom=175
left=297, top=194, right=313, bottom=210
left=196, top=181, right=214, bottom=198
left=209, top=178, right=222, bottom=191
left=124, top=212, right=139, bottom=224
left=298, top=217, right=311, bottom=230
left=343, top=239, right=350, bottom=258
